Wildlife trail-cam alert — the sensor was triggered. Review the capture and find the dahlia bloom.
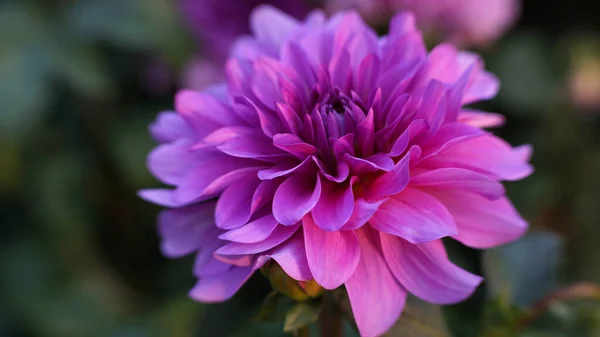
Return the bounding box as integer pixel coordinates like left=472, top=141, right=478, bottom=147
left=327, top=0, right=520, bottom=46
left=142, top=7, right=532, bottom=337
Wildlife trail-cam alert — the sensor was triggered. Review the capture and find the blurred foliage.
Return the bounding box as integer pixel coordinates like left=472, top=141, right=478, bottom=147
left=1, top=0, right=600, bottom=336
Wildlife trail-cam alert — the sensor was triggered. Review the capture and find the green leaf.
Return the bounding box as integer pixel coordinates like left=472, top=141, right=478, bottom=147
left=283, top=301, right=322, bottom=333
left=255, top=292, right=294, bottom=323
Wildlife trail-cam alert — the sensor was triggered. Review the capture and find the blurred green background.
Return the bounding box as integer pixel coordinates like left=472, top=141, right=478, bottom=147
left=1, top=0, right=600, bottom=336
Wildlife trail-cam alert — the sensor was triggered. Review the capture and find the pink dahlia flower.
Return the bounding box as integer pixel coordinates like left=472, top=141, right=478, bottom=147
left=327, top=0, right=520, bottom=47
left=142, top=6, right=532, bottom=337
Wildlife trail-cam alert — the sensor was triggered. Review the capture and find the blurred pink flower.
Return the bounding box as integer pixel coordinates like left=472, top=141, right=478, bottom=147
left=327, top=0, right=520, bottom=46
left=142, top=7, right=532, bottom=337
left=179, top=0, right=312, bottom=89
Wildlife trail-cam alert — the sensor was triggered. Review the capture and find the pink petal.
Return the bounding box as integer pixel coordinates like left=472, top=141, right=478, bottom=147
left=410, top=168, right=505, bottom=200
left=342, top=198, right=385, bottom=230
left=218, top=214, right=279, bottom=243
left=370, top=187, right=457, bottom=244
left=380, top=235, right=483, bottom=304
left=346, top=228, right=407, bottom=337
left=311, top=179, right=355, bottom=231
left=215, top=177, right=261, bottom=230
left=458, top=109, right=505, bottom=128
left=303, top=216, right=360, bottom=290
left=273, top=174, right=322, bottom=226
left=188, top=266, right=253, bottom=303
left=424, top=134, right=533, bottom=181
left=427, top=189, right=528, bottom=248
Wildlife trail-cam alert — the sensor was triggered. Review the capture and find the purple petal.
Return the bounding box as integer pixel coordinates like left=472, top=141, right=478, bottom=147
left=175, top=90, right=242, bottom=138
left=174, top=157, right=261, bottom=204
left=218, top=214, right=279, bottom=243
left=311, top=179, right=354, bottom=231
left=380, top=235, right=483, bottom=304
left=370, top=187, right=457, bottom=243
left=215, top=223, right=300, bottom=255
left=149, top=111, right=193, bottom=143
left=158, top=203, right=216, bottom=258
left=215, top=177, right=261, bottom=230
left=148, top=140, right=202, bottom=185
left=273, top=174, right=322, bottom=226
left=427, top=189, right=528, bottom=248
left=138, top=189, right=184, bottom=208
left=410, top=168, right=505, bottom=200
left=346, top=228, right=407, bottom=337
left=303, top=215, right=360, bottom=290
left=251, top=5, right=300, bottom=50
left=189, top=266, right=253, bottom=303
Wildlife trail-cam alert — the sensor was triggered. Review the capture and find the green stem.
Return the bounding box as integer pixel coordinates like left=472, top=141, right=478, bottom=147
left=319, top=292, right=344, bottom=337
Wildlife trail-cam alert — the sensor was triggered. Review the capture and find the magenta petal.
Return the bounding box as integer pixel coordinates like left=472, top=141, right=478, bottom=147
left=380, top=235, right=483, bottom=304
left=218, top=214, right=279, bottom=243
left=370, top=187, right=457, bottom=244
left=346, top=228, right=407, bottom=337
left=303, top=216, right=360, bottom=290
left=344, top=153, right=394, bottom=175
left=273, top=174, right=322, bottom=226
left=215, top=177, right=261, bottom=230
left=258, top=157, right=312, bottom=180
left=273, top=133, right=317, bottom=159
left=427, top=189, right=528, bottom=248
left=189, top=266, right=253, bottom=303
left=312, top=179, right=355, bottom=231
left=365, top=148, right=412, bottom=200
left=342, top=198, right=384, bottom=230
left=263, top=231, right=312, bottom=281
left=215, top=223, right=299, bottom=255
left=411, top=168, right=505, bottom=200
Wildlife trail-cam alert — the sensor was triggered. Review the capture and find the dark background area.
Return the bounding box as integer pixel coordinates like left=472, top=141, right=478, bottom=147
left=1, top=0, right=600, bottom=336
